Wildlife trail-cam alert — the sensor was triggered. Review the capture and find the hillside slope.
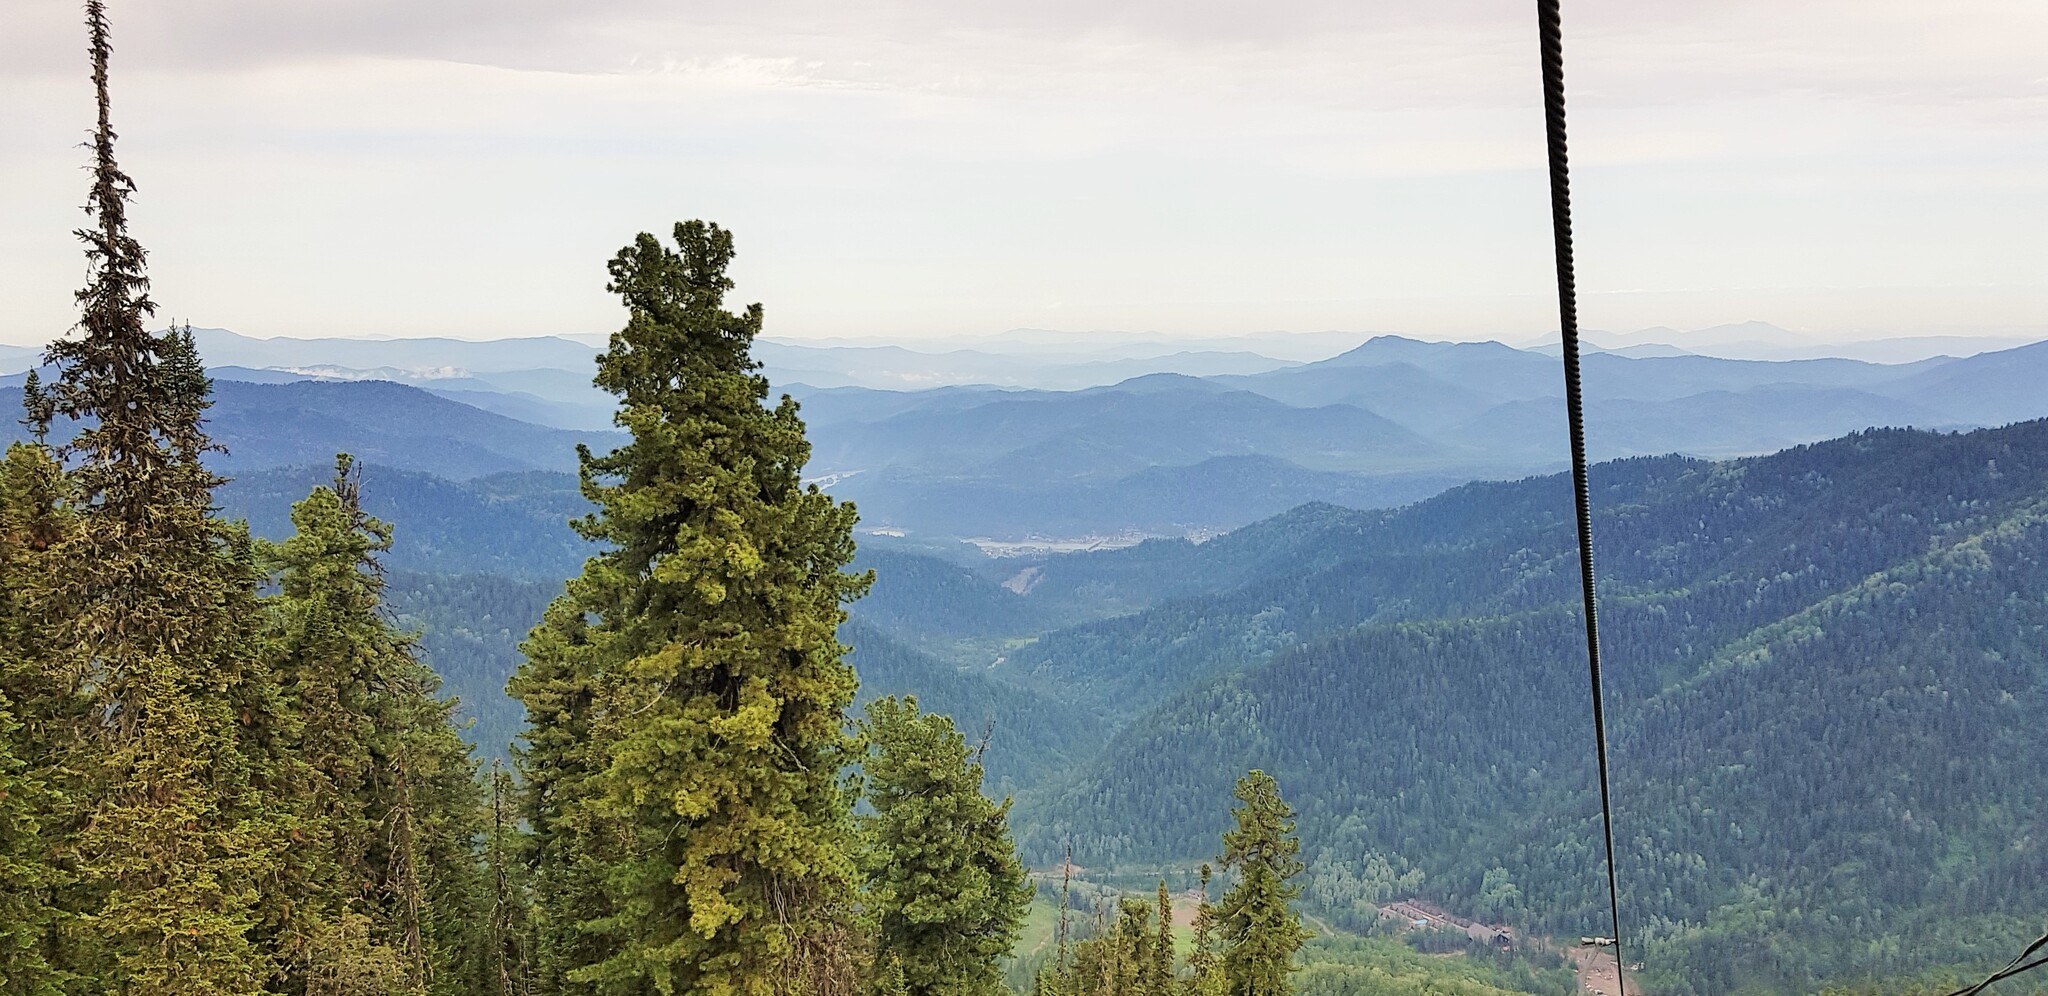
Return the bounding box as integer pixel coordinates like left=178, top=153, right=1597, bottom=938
left=1007, top=420, right=2048, bottom=993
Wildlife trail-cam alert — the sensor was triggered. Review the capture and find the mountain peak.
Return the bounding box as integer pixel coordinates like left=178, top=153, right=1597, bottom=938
left=1094, top=372, right=1232, bottom=394
left=1324, top=335, right=1521, bottom=367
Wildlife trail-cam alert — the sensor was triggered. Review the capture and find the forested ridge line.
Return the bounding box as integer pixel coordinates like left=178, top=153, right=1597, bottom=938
left=1002, top=419, right=2048, bottom=994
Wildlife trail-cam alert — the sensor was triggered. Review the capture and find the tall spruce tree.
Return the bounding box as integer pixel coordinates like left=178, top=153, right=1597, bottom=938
left=30, top=4, right=279, bottom=991
left=262, top=456, right=398, bottom=985
left=1213, top=772, right=1307, bottom=996
left=511, top=220, right=870, bottom=996
left=860, top=696, right=1031, bottom=996
left=1112, top=899, right=1153, bottom=996
left=509, top=593, right=611, bottom=996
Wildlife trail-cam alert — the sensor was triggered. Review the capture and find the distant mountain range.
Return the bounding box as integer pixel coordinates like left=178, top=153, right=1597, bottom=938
left=5, top=325, right=2047, bottom=541
left=1553, top=319, right=2048, bottom=363
left=1, top=379, right=622, bottom=479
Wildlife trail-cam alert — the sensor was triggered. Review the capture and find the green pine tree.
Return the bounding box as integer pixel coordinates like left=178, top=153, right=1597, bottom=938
left=1214, top=772, right=1308, bottom=996
left=29, top=5, right=280, bottom=991
left=1115, top=899, right=1153, bottom=996
left=860, top=696, right=1031, bottom=996
left=510, top=220, right=871, bottom=996
left=508, top=592, right=612, bottom=996
left=261, top=456, right=404, bottom=988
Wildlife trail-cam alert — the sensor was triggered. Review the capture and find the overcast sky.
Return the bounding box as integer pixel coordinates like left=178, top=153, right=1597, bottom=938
left=1, top=0, right=2042, bottom=346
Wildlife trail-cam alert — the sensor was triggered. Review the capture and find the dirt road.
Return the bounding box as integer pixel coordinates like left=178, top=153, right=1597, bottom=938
left=1566, top=945, right=1636, bottom=995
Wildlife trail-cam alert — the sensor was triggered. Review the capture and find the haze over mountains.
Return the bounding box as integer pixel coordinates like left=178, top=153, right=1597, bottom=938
left=7, top=323, right=2047, bottom=543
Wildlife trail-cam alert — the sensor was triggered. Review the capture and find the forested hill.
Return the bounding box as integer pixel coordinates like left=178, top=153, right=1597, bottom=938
left=1000, top=419, right=2048, bottom=994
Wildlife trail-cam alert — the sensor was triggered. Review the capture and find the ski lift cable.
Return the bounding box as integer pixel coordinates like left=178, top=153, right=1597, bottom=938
left=1944, top=931, right=2048, bottom=996
left=1535, top=6, right=2048, bottom=994
left=1533, top=2, right=1629, bottom=993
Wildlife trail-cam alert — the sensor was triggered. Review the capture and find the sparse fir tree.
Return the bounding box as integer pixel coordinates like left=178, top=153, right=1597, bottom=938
left=261, top=456, right=486, bottom=995
left=1151, top=880, right=1175, bottom=996
left=484, top=760, right=531, bottom=996
left=860, top=696, right=1030, bottom=996
left=1186, top=865, right=1225, bottom=996
left=510, top=220, right=871, bottom=996
left=1214, top=772, right=1308, bottom=996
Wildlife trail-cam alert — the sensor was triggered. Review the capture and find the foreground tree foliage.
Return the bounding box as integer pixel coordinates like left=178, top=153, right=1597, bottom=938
left=0, top=7, right=495, bottom=995
left=510, top=220, right=872, bottom=995
left=861, top=696, right=1031, bottom=996
left=24, top=3, right=278, bottom=989
left=0, top=443, right=70, bottom=993
left=10, top=10, right=1214, bottom=996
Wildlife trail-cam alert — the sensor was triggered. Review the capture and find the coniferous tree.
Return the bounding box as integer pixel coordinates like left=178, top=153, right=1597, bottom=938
left=510, top=220, right=870, bottom=996
left=1214, top=772, right=1307, bottom=996
left=485, top=760, right=531, bottom=996
left=1034, top=846, right=1074, bottom=996
left=30, top=5, right=280, bottom=991
left=1124, top=899, right=1157, bottom=996
left=1151, top=880, right=1175, bottom=996
left=392, top=675, right=487, bottom=996
left=1043, top=890, right=1207, bottom=996
left=509, top=591, right=610, bottom=996
left=262, top=456, right=486, bottom=995
left=0, top=444, right=71, bottom=994
left=860, top=696, right=1031, bottom=996
left=262, top=456, right=403, bottom=987
left=1186, top=865, right=1225, bottom=996
left=1057, top=845, right=1073, bottom=975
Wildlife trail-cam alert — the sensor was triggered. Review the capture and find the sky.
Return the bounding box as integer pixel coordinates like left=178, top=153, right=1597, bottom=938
left=1, top=0, right=2043, bottom=347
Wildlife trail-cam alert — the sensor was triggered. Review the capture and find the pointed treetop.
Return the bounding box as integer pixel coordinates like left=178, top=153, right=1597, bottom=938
left=39, top=2, right=221, bottom=527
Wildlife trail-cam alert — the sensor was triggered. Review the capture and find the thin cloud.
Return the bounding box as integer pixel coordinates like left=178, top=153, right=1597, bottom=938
left=0, top=0, right=2041, bottom=344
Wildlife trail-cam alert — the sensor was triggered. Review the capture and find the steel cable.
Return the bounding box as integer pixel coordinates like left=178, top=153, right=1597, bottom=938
left=1534, top=2, right=1630, bottom=993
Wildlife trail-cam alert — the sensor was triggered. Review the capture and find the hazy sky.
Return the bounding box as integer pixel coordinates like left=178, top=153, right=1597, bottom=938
left=2, top=0, right=2043, bottom=346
